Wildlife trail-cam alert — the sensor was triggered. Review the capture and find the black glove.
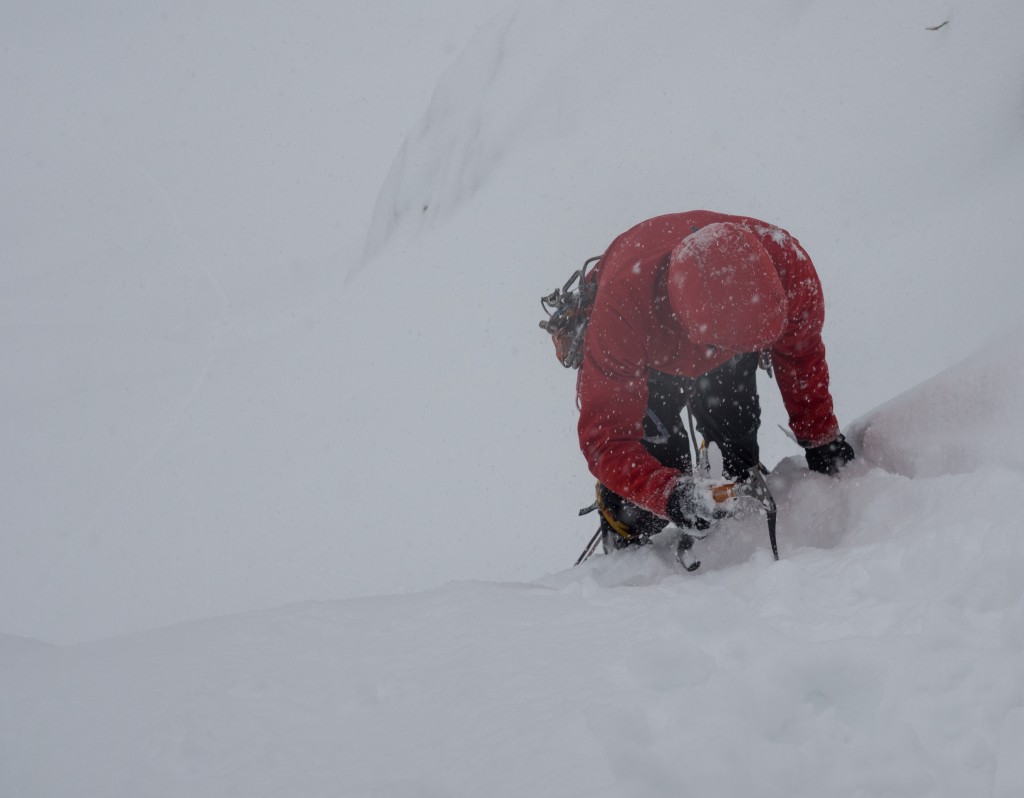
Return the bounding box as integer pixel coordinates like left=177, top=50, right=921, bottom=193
left=667, top=479, right=724, bottom=531
left=805, top=434, right=855, bottom=476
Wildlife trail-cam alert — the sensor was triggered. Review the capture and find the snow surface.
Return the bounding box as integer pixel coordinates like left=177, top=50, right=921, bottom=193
left=4, top=336, right=1024, bottom=795
left=3, top=1, right=1024, bottom=795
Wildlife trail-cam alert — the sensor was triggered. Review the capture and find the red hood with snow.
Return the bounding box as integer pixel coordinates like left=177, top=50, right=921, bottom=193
left=668, top=222, right=788, bottom=352
left=577, top=211, right=841, bottom=518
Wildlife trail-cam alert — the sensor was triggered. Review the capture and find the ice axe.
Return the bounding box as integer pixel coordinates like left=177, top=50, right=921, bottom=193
left=677, top=466, right=779, bottom=571
left=711, top=466, right=779, bottom=560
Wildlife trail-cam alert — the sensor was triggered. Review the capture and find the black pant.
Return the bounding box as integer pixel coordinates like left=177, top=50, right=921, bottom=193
left=601, top=353, right=762, bottom=536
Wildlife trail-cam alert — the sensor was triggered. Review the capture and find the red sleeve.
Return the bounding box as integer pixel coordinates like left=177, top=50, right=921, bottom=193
left=767, top=234, right=841, bottom=447
left=576, top=290, right=680, bottom=518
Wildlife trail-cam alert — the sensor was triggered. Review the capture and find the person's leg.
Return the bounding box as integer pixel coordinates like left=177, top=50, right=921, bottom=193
left=641, top=370, right=694, bottom=473
left=688, top=353, right=762, bottom=479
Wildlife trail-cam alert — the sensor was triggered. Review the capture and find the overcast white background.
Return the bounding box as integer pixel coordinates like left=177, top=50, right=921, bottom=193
left=3, top=2, right=1024, bottom=795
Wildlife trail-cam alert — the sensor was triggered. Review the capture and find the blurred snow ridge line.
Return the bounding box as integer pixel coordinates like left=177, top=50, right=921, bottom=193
left=363, top=3, right=540, bottom=258
left=362, top=0, right=1024, bottom=266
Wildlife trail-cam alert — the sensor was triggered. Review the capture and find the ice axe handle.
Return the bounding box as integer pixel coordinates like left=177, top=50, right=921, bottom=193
left=711, top=479, right=780, bottom=561
left=711, top=483, right=738, bottom=503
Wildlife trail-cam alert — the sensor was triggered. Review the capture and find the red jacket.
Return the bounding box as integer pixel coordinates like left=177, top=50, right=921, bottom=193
left=577, top=211, right=840, bottom=517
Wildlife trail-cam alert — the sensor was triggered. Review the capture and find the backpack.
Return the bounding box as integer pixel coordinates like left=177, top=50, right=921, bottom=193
left=538, top=256, right=602, bottom=369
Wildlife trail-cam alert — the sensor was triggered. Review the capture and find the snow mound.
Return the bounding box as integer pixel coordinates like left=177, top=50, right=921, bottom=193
left=850, top=326, right=1024, bottom=478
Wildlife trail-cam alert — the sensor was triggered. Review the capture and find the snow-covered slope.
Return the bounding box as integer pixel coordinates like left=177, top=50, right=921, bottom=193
left=2, top=0, right=1023, bottom=727
left=1, top=0, right=511, bottom=643
left=7, top=0, right=1024, bottom=786
left=4, top=330, right=1024, bottom=796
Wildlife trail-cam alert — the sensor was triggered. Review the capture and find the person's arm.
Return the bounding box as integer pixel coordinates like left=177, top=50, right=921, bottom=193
left=769, top=238, right=841, bottom=448
left=577, top=295, right=681, bottom=517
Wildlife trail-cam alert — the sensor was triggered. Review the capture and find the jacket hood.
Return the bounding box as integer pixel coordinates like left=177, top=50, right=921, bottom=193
left=667, top=222, right=787, bottom=352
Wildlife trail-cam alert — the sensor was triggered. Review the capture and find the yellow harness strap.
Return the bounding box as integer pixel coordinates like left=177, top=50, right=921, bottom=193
left=594, top=483, right=635, bottom=540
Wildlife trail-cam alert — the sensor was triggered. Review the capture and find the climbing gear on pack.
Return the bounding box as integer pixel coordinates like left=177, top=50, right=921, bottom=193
left=538, top=256, right=601, bottom=369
